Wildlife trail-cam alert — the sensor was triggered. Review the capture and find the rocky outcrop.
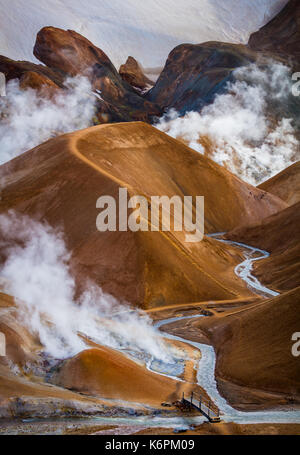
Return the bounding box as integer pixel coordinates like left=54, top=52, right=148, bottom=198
left=119, top=56, right=154, bottom=92
left=146, top=1, right=300, bottom=115
left=34, top=27, right=114, bottom=79
left=146, top=42, right=258, bottom=114
left=0, top=55, right=63, bottom=90
left=33, top=27, right=161, bottom=122
left=19, top=71, right=61, bottom=97
left=248, top=0, right=300, bottom=67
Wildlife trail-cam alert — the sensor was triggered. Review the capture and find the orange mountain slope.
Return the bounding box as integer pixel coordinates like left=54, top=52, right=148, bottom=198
left=197, top=286, right=300, bottom=408
left=258, top=161, right=300, bottom=206
left=0, top=292, right=204, bottom=411
left=52, top=347, right=182, bottom=406
left=0, top=292, right=142, bottom=418
left=0, top=123, right=285, bottom=308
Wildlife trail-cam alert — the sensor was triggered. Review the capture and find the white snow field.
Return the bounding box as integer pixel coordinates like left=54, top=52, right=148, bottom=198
left=0, top=0, right=288, bottom=71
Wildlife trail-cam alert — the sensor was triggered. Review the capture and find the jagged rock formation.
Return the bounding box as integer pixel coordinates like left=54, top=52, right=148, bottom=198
left=2, top=1, right=299, bottom=122
left=119, top=56, right=154, bottom=92
left=34, top=27, right=118, bottom=79
left=33, top=27, right=161, bottom=122
left=146, top=1, right=300, bottom=116
left=0, top=28, right=161, bottom=123
left=0, top=55, right=63, bottom=91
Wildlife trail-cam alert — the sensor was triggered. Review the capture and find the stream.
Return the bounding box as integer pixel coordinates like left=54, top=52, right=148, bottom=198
left=152, top=235, right=300, bottom=424
left=7, top=235, right=299, bottom=433
left=208, top=233, right=279, bottom=298
left=91, top=235, right=299, bottom=429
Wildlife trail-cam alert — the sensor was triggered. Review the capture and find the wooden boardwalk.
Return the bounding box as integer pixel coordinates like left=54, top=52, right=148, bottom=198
left=182, top=392, right=221, bottom=423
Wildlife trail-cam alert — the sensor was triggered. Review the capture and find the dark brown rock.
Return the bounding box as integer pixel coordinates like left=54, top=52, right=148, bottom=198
left=34, top=27, right=114, bottom=79
left=19, top=71, right=61, bottom=97
left=119, top=56, right=154, bottom=92
left=146, top=42, right=258, bottom=114
left=0, top=55, right=64, bottom=88
left=34, top=27, right=161, bottom=122
left=248, top=0, right=300, bottom=67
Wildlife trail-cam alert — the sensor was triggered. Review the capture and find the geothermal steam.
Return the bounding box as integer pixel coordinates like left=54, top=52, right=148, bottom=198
left=0, top=76, right=96, bottom=165
left=156, top=62, right=299, bottom=185
left=0, top=212, right=173, bottom=362
left=1, top=61, right=298, bottom=185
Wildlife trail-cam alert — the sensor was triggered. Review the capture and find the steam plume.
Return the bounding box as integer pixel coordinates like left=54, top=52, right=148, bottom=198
left=0, top=211, right=174, bottom=362
left=156, top=62, right=299, bottom=185
left=0, top=75, right=96, bottom=165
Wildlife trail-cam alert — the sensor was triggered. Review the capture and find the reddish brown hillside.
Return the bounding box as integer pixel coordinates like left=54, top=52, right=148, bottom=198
left=0, top=123, right=285, bottom=307
left=258, top=161, right=300, bottom=206
left=196, top=287, right=300, bottom=408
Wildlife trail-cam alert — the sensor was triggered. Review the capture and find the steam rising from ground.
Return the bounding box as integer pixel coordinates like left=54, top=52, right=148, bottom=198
left=0, top=212, right=174, bottom=362
left=0, top=76, right=96, bottom=165
left=156, top=62, right=299, bottom=185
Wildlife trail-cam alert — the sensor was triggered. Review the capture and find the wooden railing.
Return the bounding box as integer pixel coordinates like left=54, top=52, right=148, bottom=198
left=182, top=391, right=220, bottom=422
